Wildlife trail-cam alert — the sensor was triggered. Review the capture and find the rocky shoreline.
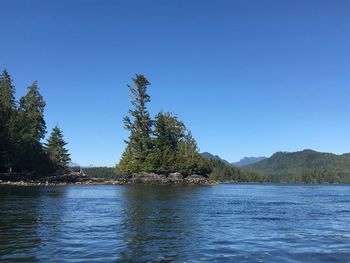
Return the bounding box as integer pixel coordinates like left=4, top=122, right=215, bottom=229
left=0, top=172, right=217, bottom=186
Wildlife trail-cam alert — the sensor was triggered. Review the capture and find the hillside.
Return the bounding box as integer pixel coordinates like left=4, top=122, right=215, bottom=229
left=244, top=149, right=350, bottom=183
left=232, top=156, right=267, bottom=167
left=200, top=152, right=230, bottom=164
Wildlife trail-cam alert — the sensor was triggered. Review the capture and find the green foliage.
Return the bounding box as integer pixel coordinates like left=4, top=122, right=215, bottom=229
left=202, top=158, right=266, bottom=182
left=19, top=81, right=46, bottom=141
left=0, top=69, right=70, bottom=177
left=123, top=75, right=153, bottom=153
left=0, top=70, right=16, bottom=171
left=0, top=70, right=16, bottom=113
left=46, top=126, right=71, bottom=175
left=244, top=149, right=350, bottom=183
left=116, top=76, right=208, bottom=176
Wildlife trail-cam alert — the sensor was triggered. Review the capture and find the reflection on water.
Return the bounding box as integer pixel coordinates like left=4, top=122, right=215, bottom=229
left=119, top=186, right=201, bottom=261
left=0, top=184, right=350, bottom=262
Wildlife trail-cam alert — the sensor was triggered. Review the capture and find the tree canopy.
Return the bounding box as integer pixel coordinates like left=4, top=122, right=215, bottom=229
left=46, top=126, right=71, bottom=174
left=0, top=69, right=70, bottom=177
left=116, top=75, right=211, bottom=176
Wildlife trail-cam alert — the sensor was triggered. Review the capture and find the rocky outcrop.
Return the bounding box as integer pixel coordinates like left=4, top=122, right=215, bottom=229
left=0, top=172, right=216, bottom=186
left=127, top=172, right=215, bottom=185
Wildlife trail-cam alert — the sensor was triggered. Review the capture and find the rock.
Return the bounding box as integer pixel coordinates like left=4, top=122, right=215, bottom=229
left=131, top=172, right=167, bottom=184
left=185, top=174, right=215, bottom=185
left=168, top=172, right=183, bottom=180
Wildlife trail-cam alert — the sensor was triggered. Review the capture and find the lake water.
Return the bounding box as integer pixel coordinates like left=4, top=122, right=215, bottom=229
left=0, top=184, right=350, bottom=262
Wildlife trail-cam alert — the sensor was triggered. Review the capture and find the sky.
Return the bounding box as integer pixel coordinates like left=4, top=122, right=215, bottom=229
left=0, top=0, right=349, bottom=166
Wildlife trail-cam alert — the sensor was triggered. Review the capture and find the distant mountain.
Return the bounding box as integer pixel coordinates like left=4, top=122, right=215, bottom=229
left=200, top=152, right=230, bottom=164
left=244, top=149, right=350, bottom=183
left=233, top=156, right=267, bottom=167
left=68, top=162, right=81, bottom=167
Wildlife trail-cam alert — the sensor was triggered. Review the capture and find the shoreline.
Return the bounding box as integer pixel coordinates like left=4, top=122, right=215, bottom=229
left=0, top=172, right=217, bottom=187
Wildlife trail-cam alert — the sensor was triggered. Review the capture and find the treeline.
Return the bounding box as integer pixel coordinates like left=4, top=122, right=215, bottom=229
left=207, top=159, right=266, bottom=182
left=293, top=169, right=345, bottom=184
left=244, top=150, right=350, bottom=184
left=0, top=70, right=70, bottom=177
left=72, top=166, right=116, bottom=178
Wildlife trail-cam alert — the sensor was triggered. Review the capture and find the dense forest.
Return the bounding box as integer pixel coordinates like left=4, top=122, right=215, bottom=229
left=244, top=149, right=350, bottom=183
left=0, top=70, right=71, bottom=177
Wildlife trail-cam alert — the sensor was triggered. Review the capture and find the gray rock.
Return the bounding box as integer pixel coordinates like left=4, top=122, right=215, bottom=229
left=168, top=172, right=183, bottom=180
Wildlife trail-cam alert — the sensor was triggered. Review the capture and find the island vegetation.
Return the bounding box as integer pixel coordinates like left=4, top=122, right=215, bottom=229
left=115, top=74, right=263, bottom=183
left=0, top=70, right=71, bottom=178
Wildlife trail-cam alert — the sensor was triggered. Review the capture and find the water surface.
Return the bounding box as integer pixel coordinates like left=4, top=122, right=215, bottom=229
left=0, top=184, right=350, bottom=262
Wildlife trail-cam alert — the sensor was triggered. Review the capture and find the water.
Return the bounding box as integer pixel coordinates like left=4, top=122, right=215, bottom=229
left=0, top=184, right=350, bottom=262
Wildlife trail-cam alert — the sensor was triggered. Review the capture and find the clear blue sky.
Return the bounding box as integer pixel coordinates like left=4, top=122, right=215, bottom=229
left=1, top=0, right=349, bottom=166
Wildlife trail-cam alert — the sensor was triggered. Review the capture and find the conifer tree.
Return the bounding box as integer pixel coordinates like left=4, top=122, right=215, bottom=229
left=117, top=74, right=153, bottom=174
left=19, top=81, right=46, bottom=141
left=0, top=70, right=16, bottom=114
left=0, top=70, right=16, bottom=172
left=46, top=126, right=71, bottom=174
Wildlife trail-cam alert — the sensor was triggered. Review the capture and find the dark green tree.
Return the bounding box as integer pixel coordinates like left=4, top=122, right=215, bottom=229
left=116, top=74, right=153, bottom=174
left=153, top=112, right=186, bottom=173
left=46, top=126, right=71, bottom=174
left=0, top=70, right=16, bottom=172
left=0, top=70, right=16, bottom=113
left=10, top=81, right=50, bottom=174
left=19, top=81, right=46, bottom=141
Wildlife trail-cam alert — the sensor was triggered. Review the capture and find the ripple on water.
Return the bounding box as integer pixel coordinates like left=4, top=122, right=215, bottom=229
left=0, top=184, right=350, bottom=262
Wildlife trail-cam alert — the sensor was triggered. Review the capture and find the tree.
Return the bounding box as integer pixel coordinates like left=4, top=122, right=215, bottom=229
left=153, top=112, right=185, bottom=173
left=0, top=70, right=16, bottom=114
left=0, top=70, right=16, bottom=172
left=117, top=74, right=153, bottom=174
left=46, top=126, right=71, bottom=174
left=19, top=81, right=46, bottom=141
left=8, top=81, right=49, bottom=174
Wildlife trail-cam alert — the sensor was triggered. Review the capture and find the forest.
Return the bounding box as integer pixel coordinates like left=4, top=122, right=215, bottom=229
left=244, top=150, right=350, bottom=183
left=0, top=70, right=70, bottom=177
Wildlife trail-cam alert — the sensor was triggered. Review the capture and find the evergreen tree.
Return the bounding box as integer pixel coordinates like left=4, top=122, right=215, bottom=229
left=0, top=70, right=16, bottom=172
left=46, top=126, right=71, bottom=174
left=19, top=81, right=46, bottom=141
left=11, top=81, right=49, bottom=174
left=153, top=112, right=186, bottom=173
left=117, top=74, right=153, bottom=174
left=0, top=70, right=16, bottom=114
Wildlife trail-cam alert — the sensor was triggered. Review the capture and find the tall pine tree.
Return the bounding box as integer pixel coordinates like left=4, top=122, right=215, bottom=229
left=0, top=70, right=16, bottom=172
left=116, top=74, right=153, bottom=174
left=19, top=81, right=46, bottom=141
left=46, top=126, right=71, bottom=174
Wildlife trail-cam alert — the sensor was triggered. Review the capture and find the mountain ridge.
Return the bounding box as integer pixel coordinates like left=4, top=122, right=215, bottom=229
left=232, top=156, right=267, bottom=167
left=243, top=149, right=350, bottom=183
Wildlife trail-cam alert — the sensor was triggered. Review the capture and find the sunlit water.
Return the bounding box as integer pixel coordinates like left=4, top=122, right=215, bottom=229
left=0, top=184, right=350, bottom=262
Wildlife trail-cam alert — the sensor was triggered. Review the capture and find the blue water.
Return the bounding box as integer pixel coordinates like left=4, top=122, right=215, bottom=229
left=0, top=184, right=350, bottom=262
